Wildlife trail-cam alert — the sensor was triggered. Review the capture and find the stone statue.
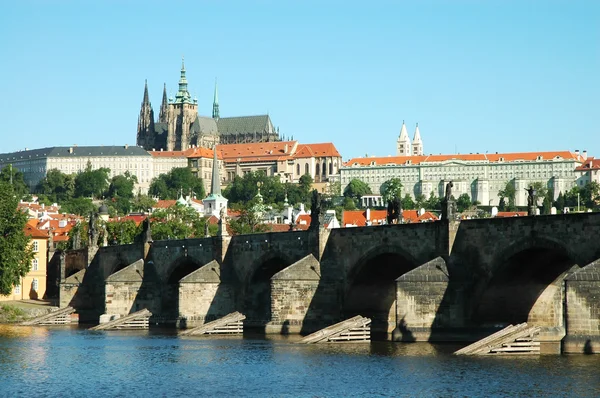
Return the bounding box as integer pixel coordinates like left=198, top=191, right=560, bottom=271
left=218, top=207, right=228, bottom=237
left=204, top=222, right=210, bottom=238
left=309, top=190, right=323, bottom=230
left=526, top=186, right=536, bottom=207
left=386, top=197, right=403, bottom=224
left=444, top=181, right=454, bottom=201
left=141, top=217, right=152, bottom=243
left=88, top=213, right=99, bottom=248
left=72, top=221, right=82, bottom=250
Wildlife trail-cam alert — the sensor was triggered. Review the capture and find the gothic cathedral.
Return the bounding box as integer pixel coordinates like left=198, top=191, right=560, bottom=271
left=137, top=59, right=281, bottom=151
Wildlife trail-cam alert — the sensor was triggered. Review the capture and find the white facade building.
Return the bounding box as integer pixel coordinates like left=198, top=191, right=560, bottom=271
left=341, top=151, right=586, bottom=207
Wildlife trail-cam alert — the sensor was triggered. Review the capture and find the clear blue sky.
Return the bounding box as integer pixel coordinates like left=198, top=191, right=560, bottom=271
left=1, top=1, right=598, bottom=160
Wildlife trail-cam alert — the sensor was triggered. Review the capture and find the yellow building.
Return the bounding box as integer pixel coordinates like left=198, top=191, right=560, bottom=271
left=0, top=224, right=48, bottom=301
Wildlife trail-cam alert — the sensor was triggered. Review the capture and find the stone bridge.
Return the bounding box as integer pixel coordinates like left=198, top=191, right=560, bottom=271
left=59, top=212, right=600, bottom=353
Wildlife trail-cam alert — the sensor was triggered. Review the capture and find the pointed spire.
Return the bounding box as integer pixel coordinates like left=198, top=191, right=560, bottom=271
left=412, top=123, right=423, bottom=156
left=175, top=56, right=192, bottom=104
left=397, top=120, right=411, bottom=156
left=159, top=83, right=168, bottom=123
left=398, top=120, right=409, bottom=140
left=142, top=79, right=150, bottom=106
left=210, top=146, right=221, bottom=196
left=413, top=123, right=422, bottom=143
left=212, top=77, right=220, bottom=119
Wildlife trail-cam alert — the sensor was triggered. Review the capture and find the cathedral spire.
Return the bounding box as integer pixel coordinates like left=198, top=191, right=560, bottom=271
left=137, top=80, right=155, bottom=150
left=212, top=78, right=220, bottom=120
left=159, top=83, right=168, bottom=123
left=142, top=79, right=150, bottom=106
left=412, top=123, right=423, bottom=156
left=396, top=120, right=411, bottom=156
left=175, top=56, right=192, bottom=104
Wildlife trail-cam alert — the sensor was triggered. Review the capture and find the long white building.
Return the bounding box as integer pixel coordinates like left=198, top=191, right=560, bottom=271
left=342, top=150, right=589, bottom=207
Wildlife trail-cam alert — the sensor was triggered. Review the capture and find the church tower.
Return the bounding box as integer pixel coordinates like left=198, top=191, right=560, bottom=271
left=159, top=83, right=168, bottom=123
left=166, top=57, right=198, bottom=151
left=396, top=121, right=411, bottom=156
left=212, top=78, right=220, bottom=120
left=136, top=80, right=155, bottom=150
left=412, top=123, right=423, bottom=156
left=204, top=146, right=228, bottom=218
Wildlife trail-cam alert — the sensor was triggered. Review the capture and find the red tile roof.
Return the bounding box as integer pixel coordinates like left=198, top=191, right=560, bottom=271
left=495, top=211, right=528, bottom=218
left=575, top=157, right=599, bottom=171
left=149, top=150, right=189, bottom=158
left=345, top=151, right=581, bottom=167
left=24, top=224, right=48, bottom=239
left=342, top=209, right=438, bottom=226
left=109, top=215, right=147, bottom=226
left=293, top=143, right=341, bottom=159
left=186, top=147, right=223, bottom=160
left=153, top=200, right=178, bottom=209
left=217, top=141, right=297, bottom=163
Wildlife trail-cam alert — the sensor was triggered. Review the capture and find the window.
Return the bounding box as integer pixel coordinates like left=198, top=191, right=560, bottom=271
left=32, top=278, right=38, bottom=292
left=32, top=258, right=38, bottom=271
left=32, top=241, right=38, bottom=252
left=305, top=164, right=309, bottom=175
left=296, top=164, right=300, bottom=176
left=15, top=285, right=20, bottom=294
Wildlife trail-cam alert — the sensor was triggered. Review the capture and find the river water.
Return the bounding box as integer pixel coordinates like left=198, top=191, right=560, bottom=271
left=1, top=325, right=599, bottom=397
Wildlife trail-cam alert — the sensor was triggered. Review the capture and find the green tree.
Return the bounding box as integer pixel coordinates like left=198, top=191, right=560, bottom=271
left=401, top=194, right=415, bottom=210
left=74, top=161, right=110, bottom=198
left=223, top=172, right=285, bottom=206
left=498, top=181, right=516, bottom=211
left=554, top=192, right=566, bottom=213
left=425, top=191, right=440, bottom=210
left=105, top=219, right=141, bottom=245
left=108, top=171, right=138, bottom=199
left=379, top=178, right=403, bottom=203
left=581, top=181, right=600, bottom=209
left=530, top=181, right=548, bottom=207
left=414, top=194, right=426, bottom=210
left=456, top=193, right=472, bottom=212
left=228, top=199, right=271, bottom=235
left=343, top=179, right=372, bottom=207
left=0, top=182, right=34, bottom=295
left=131, top=194, right=157, bottom=213
left=60, top=197, right=96, bottom=216
left=36, top=169, right=75, bottom=203
left=151, top=205, right=207, bottom=240
left=0, top=165, right=29, bottom=199
left=149, top=167, right=205, bottom=200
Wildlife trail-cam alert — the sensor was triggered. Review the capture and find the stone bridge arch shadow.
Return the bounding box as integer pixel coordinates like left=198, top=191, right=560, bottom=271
left=471, top=236, right=580, bottom=333
left=342, top=244, right=420, bottom=340
left=242, top=251, right=294, bottom=335
left=162, top=256, right=205, bottom=324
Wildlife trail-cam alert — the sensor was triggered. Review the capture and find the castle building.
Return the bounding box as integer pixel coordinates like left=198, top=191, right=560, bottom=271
left=137, top=59, right=280, bottom=152
left=341, top=150, right=587, bottom=207
left=396, top=121, right=423, bottom=156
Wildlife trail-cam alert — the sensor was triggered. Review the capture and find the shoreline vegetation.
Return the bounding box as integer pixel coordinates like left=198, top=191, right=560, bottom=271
left=0, top=301, right=54, bottom=324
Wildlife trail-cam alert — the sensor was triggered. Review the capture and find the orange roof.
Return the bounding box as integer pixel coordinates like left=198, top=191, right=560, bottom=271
left=342, top=209, right=437, bottom=226
left=345, top=151, right=581, bottom=167
left=186, top=147, right=223, bottom=160
left=217, top=141, right=297, bottom=162
left=108, top=215, right=147, bottom=226
left=575, top=157, right=599, bottom=171
left=293, top=143, right=341, bottom=159
left=24, top=224, right=48, bottom=239
left=153, top=200, right=177, bottom=209
left=496, top=211, right=528, bottom=217
left=149, top=150, right=189, bottom=158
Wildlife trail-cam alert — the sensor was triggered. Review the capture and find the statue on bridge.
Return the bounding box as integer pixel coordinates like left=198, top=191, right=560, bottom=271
left=441, top=181, right=456, bottom=221
left=526, top=185, right=537, bottom=216
left=88, top=212, right=99, bottom=248
left=386, top=196, right=402, bottom=224
left=309, top=189, right=324, bottom=230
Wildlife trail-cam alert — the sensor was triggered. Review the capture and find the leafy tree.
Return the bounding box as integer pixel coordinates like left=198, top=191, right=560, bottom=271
left=414, top=194, right=426, bottom=210
left=554, top=192, right=566, bottom=213
left=228, top=199, right=271, bottom=235
left=223, top=172, right=285, bottom=205
left=581, top=181, right=600, bottom=209
left=149, top=167, right=205, bottom=200
left=425, top=191, right=440, bottom=210
left=151, top=205, right=207, bottom=240
left=0, top=182, right=34, bottom=295
left=106, top=196, right=132, bottom=216
left=36, top=169, right=75, bottom=203
left=498, top=197, right=506, bottom=212
left=60, top=197, right=96, bottom=216
left=105, top=219, right=141, bottom=245
left=564, top=186, right=581, bottom=209
left=456, top=193, right=472, bottom=212
left=498, top=181, right=516, bottom=211
left=401, top=194, right=415, bottom=210
left=530, top=181, right=548, bottom=207
left=379, top=178, right=403, bottom=203
left=74, top=161, right=110, bottom=198
left=108, top=171, right=137, bottom=199
left=131, top=194, right=157, bottom=213
left=343, top=179, right=372, bottom=208
left=0, top=165, right=30, bottom=199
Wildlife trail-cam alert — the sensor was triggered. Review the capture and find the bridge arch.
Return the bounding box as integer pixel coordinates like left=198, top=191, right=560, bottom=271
left=162, top=256, right=205, bottom=318
left=343, top=244, right=420, bottom=338
left=473, top=236, right=579, bottom=328
left=243, top=251, right=294, bottom=331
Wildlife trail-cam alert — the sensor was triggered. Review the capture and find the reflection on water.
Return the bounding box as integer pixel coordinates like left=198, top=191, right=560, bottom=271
left=0, top=325, right=599, bottom=397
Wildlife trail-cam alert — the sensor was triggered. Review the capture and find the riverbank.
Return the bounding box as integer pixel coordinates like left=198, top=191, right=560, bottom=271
left=0, top=300, right=55, bottom=323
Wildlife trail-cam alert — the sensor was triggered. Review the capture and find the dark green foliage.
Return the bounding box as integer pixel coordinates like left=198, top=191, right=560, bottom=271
left=74, top=161, right=110, bottom=199
left=108, top=171, right=137, bottom=200
left=0, top=165, right=30, bottom=199
left=379, top=178, right=403, bottom=203
left=149, top=168, right=205, bottom=200
left=401, top=194, right=415, bottom=210
left=0, top=182, right=34, bottom=295
left=223, top=171, right=295, bottom=206
left=227, top=199, right=272, bottom=235
left=498, top=181, right=516, bottom=211
left=151, top=205, right=208, bottom=240
left=425, top=191, right=440, bottom=210
left=131, top=194, right=157, bottom=213
left=105, top=220, right=141, bottom=245
left=60, top=197, right=96, bottom=216
left=36, top=169, right=75, bottom=203
left=456, top=193, right=472, bottom=212
left=343, top=178, right=372, bottom=205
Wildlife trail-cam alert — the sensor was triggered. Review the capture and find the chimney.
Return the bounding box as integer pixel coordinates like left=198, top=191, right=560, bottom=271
left=284, top=144, right=288, bottom=153
left=582, top=150, right=588, bottom=160
left=125, top=144, right=129, bottom=149
left=68, top=147, right=73, bottom=154
left=575, top=149, right=580, bottom=159
left=300, top=203, right=305, bottom=213
left=366, top=207, right=371, bottom=221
